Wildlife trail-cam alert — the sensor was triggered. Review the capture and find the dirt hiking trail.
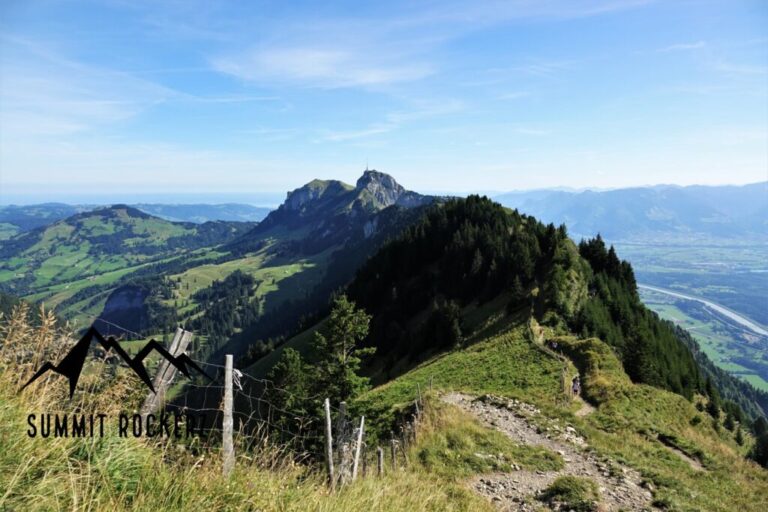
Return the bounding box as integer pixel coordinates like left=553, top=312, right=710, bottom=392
left=442, top=392, right=654, bottom=511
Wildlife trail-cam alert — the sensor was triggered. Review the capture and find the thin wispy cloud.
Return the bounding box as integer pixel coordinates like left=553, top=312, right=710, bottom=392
left=511, top=59, right=577, bottom=76
left=177, top=95, right=282, bottom=104
left=711, top=61, right=768, bottom=75
left=241, top=127, right=302, bottom=142
left=386, top=0, right=657, bottom=28
left=0, top=36, right=176, bottom=137
left=320, top=100, right=464, bottom=142
left=211, top=47, right=434, bottom=88
left=386, top=100, right=464, bottom=124
left=658, top=41, right=706, bottom=52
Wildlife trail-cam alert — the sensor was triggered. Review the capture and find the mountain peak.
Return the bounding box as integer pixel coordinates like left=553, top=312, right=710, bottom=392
left=283, top=179, right=352, bottom=211
left=95, top=204, right=152, bottom=219
left=355, top=170, right=406, bottom=208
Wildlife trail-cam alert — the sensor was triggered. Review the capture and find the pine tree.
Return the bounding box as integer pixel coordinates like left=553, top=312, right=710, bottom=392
left=312, top=295, right=375, bottom=404
left=707, top=397, right=721, bottom=421
left=751, top=431, right=768, bottom=468
left=267, top=349, right=310, bottom=413
left=736, top=426, right=744, bottom=446
left=470, top=248, right=483, bottom=276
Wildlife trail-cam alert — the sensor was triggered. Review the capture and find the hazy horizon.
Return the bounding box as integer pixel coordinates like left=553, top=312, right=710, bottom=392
left=1, top=176, right=765, bottom=207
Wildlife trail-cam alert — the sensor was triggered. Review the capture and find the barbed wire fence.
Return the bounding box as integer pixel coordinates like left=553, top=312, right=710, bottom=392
left=182, top=353, right=427, bottom=489
left=57, top=311, right=428, bottom=489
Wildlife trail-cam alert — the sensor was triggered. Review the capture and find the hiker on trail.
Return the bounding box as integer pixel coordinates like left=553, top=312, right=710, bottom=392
left=572, top=376, right=581, bottom=396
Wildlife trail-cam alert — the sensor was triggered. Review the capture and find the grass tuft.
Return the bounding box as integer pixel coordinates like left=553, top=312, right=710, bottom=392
left=537, top=475, right=600, bottom=512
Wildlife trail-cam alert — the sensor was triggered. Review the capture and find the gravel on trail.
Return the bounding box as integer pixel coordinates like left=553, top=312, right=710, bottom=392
left=442, top=392, right=655, bottom=511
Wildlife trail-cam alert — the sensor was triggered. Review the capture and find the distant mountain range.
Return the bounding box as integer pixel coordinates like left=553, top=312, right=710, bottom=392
left=494, top=182, right=767, bottom=241
left=0, top=203, right=271, bottom=239
left=134, top=204, right=271, bottom=224
left=4, top=181, right=764, bottom=243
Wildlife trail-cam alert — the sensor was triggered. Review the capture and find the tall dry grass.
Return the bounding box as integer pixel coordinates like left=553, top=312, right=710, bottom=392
left=0, top=305, right=487, bottom=511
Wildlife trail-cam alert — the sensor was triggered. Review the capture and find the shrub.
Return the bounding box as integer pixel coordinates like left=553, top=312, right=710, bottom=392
left=537, top=475, right=601, bottom=512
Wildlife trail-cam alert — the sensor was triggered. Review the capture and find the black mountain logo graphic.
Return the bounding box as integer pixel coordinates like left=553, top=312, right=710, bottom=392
left=21, top=326, right=212, bottom=398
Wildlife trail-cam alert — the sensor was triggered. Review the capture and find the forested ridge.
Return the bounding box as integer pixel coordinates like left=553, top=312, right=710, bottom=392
left=189, top=270, right=262, bottom=358
left=345, top=196, right=750, bottom=416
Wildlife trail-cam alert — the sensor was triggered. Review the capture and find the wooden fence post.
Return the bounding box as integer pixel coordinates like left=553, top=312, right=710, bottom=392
left=336, top=401, right=347, bottom=446
left=336, top=400, right=348, bottom=485
left=352, top=416, right=365, bottom=481
left=377, top=447, right=384, bottom=476
left=324, top=398, right=335, bottom=491
left=222, top=354, right=234, bottom=476
left=141, top=328, right=193, bottom=415
left=390, top=436, right=397, bottom=471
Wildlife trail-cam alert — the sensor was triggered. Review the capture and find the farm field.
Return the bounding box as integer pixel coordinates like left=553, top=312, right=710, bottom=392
left=611, top=239, right=768, bottom=393
left=640, top=288, right=768, bottom=392
left=614, top=240, right=768, bottom=327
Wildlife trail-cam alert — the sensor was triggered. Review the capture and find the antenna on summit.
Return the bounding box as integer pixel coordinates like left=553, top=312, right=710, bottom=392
left=365, top=159, right=369, bottom=171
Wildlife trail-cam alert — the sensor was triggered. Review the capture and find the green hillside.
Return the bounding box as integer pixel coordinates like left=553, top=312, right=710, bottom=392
left=356, top=324, right=768, bottom=511
left=0, top=205, right=251, bottom=295
left=0, top=205, right=255, bottom=351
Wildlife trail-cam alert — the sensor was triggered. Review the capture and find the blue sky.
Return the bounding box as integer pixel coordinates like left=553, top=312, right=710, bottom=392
left=1, top=0, right=766, bottom=202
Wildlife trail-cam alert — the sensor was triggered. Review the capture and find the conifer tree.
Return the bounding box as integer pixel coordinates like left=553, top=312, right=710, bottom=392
left=312, top=295, right=375, bottom=404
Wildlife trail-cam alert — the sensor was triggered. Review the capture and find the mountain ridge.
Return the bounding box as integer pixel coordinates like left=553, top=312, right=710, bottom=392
left=494, top=181, right=767, bottom=240
left=228, top=170, right=434, bottom=256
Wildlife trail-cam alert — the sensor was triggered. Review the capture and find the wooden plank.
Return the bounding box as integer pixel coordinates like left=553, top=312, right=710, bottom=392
left=140, top=328, right=192, bottom=415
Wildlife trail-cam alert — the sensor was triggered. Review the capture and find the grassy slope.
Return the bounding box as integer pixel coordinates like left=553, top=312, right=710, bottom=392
left=357, top=322, right=768, bottom=511
left=0, top=391, right=490, bottom=512
left=5, top=222, right=329, bottom=335
left=246, top=317, right=326, bottom=377
left=0, top=304, right=492, bottom=512
left=411, top=398, right=564, bottom=478
left=165, top=244, right=334, bottom=322
left=0, top=211, right=194, bottom=290
left=0, top=223, right=20, bottom=240
left=2, top=300, right=767, bottom=511
left=0, top=351, right=488, bottom=512
left=20, top=250, right=216, bottom=327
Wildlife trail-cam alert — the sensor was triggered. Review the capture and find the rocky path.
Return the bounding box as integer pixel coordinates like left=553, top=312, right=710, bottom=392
left=574, top=396, right=596, bottom=418
left=442, top=393, right=654, bottom=511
